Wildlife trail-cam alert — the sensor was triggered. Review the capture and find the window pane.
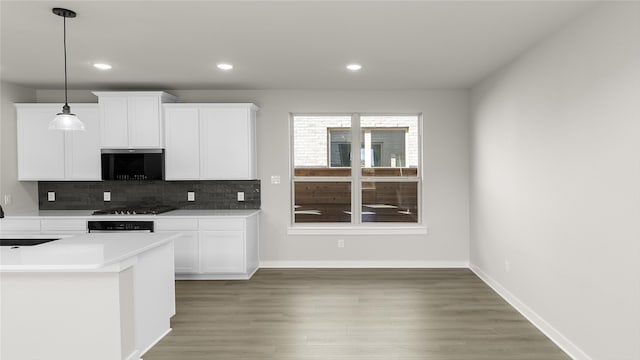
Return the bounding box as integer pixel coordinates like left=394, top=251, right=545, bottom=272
left=360, top=116, right=419, bottom=177
left=362, top=182, right=418, bottom=223
left=294, top=182, right=351, bottom=223
left=293, top=115, right=351, bottom=177
left=329, top=130, right=352, bottom=167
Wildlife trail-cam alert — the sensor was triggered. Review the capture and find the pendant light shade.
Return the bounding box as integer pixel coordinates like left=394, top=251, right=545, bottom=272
left=49, top=104, right=85, bottom=131
left=49, top=7, right=84, bottom=131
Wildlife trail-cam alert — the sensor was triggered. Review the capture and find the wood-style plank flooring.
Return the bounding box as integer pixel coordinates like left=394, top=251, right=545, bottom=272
left=144, top=269, right=570, bottom=360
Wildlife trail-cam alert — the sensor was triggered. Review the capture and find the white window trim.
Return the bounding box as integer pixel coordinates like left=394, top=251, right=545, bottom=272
left=290, top=112, right=425, bottom=231
left=287, top=225, right=428, bottom=236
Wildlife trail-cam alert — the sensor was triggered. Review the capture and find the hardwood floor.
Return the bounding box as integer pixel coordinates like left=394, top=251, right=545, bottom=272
left=143, top=269, right=570, bottom=360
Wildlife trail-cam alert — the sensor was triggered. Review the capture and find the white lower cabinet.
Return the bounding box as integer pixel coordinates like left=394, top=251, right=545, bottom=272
left=1, top=213, right=259, bottom=280
left=155, top=219, right=199, bottom=274
left=199, top=231, right=244, bottom=273
left=156, top=213, right=259, bottom=280
left=172, top=232, right=199, bottom=273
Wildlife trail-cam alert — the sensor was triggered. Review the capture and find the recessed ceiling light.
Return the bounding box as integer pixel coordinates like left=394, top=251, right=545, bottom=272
left=217, top=63, right=233, bottom=70
left=346, top=63, right=362, bottom=71
left=93, top=63, right=112, bottom=70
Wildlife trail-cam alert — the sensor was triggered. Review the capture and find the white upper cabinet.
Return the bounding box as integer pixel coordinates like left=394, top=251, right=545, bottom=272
left=200, top=107, right=256, bottom=180
left=164, top=107, right=200, bottom=180
left=16, top=104, right=101, bottom=181
left=164, top=103, right=259, bottom=180
left=97, top=96, right=128, bottom=147
left=93, top=91, right=177, bottom=148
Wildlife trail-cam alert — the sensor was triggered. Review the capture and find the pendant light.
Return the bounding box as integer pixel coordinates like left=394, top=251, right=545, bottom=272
left=49, top=7, right=85, bottom=131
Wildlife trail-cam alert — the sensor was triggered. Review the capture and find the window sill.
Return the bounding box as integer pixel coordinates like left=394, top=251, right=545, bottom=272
left=287, top=225, right=428, bottom=236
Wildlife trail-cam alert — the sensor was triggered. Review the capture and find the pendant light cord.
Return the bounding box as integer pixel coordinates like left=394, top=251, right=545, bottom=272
left=50, top=7, right=83, bottom=130
left=63, top=15, right=68, bottom=107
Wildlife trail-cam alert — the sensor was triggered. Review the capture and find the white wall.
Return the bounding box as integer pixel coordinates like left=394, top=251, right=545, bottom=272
left=34, top=89, right=471, bottom=265
left=470, top=2, right=640, bottom=360
left=0, top=81, right=37, bottom=212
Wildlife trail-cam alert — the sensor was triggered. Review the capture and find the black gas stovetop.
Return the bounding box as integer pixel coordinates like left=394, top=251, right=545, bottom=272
left=92, top=205, right=176, bottom=216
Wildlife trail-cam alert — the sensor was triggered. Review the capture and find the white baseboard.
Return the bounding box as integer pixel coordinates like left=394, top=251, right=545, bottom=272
left=259, top=260, right=469, bottom=268
left=140, top=328, right=172, bottom=357
left=124, top=349, right=141, bottom=360
left=470, top=264, right=592, bottom=360
left=176, top=273, right=252, bottom=280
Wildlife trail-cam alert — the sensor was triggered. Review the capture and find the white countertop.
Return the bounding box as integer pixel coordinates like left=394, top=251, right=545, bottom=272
left=0, top=233, right=179, bottom=272
left=160, top=209, right=260, bottom=217
left=2, top=209, right=260, bottom=219
left=6, top=210, right=95, bottom=217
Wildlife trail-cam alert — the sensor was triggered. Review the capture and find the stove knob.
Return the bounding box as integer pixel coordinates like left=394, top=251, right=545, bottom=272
left=132, top=210, right=137, bottom=215
left=126, top=210, right=131, bottom=215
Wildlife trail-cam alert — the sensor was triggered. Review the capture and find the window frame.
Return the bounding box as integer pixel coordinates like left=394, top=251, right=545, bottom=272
left=289, top=112, right=427, bottom=234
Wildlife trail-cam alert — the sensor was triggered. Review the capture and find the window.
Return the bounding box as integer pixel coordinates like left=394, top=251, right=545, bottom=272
left=292, top=114, right=421, bottom=225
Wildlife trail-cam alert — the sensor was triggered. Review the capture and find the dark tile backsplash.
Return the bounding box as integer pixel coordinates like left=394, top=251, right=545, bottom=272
left=38, top=180, right=260, bottom=210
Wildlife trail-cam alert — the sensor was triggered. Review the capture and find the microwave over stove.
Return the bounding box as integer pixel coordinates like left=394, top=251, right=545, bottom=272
left=101, top=149, right=164, bottom=181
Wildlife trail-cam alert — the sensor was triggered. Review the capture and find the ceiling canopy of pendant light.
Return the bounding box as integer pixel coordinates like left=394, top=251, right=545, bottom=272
left=49, top=7, right=85, bottom=131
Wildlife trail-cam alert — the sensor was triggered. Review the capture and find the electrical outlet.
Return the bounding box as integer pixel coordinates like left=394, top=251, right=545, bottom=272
left=3, top=194, right=12, bottom=205
left=103, top=191, right=111, bottom=202
left=271, top=175, right=281, bottom=185
left=187, top=191, right=195, bottom=202
left=338, top=239, right=345, bottom=248
left=47, top=191, right=55, bottom=202
left=237, top=192, right=245, bottom=201
left=504, top=260, right=510, bottom=273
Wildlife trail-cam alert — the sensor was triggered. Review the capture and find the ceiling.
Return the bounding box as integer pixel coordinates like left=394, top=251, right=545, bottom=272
left=0, top=0, right=597, bottom=91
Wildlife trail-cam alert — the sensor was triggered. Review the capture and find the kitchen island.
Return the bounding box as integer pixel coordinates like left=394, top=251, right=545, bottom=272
left=0, top=233, right=179, bottom=360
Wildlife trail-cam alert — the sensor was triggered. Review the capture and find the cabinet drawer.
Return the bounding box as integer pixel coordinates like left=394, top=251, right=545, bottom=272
left=41, top=219, right=87, bottom=232
left=0, top=219, right=41, bottom=233
left=155, top=219, right=199, bottom=231
left=199, top=219, right=244, bottom=231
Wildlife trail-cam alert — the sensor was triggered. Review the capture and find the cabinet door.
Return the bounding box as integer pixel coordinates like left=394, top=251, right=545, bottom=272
left=156, top=219, right=199, bottom=273
left=199, top=231, right=245, bottom=273
left=128, top=96, right=161, bottom=147
left=200, top=108, right=252, bottom=180
left=157, top=231, right=199, bottom=273
left=99, top=96, right=129, bottom=148
left=17, top=105, right=65, bottom=180
left=65, top=106, right=101, bottom=180
left=164, top=107, right=200, bottom=180
left=174, top=232, right=199, bottom=273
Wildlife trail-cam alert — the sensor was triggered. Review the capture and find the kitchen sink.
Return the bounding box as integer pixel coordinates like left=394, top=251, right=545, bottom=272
left=0, top=238, right=60, bottom=246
